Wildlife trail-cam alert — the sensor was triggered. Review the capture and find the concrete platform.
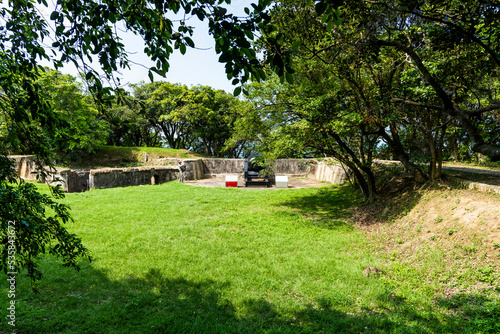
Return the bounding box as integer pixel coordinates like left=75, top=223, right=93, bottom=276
left=183, top=175, right=331, bottom=189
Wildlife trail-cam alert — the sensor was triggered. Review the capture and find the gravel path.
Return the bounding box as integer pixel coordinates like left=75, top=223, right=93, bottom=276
left=442, top=165, right=500, bottom=176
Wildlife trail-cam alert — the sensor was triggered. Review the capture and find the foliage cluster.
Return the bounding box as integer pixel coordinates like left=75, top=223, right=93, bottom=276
left=232, top=0, right=500, bottom=202
left=105, top=81, right=253, bottom=158
left=2, top=0, right=500, bottom=285
left=0, top=0, right=288, bottom=283
left=0, top=156, right=90, bottom=289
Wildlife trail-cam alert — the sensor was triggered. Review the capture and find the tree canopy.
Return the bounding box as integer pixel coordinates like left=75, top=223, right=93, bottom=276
left=1, top=0, right=500, bottom=281
left=0, top=0, right=288, bottom=284
left=105, top=81, right=252, bottom=157
left=304, top=0, right=500, bottom=161
left=230, top=0, right=500, bottom=202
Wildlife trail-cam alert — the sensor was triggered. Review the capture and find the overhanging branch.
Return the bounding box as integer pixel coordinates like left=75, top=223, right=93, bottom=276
left=392, top=98, right=443, bottom=111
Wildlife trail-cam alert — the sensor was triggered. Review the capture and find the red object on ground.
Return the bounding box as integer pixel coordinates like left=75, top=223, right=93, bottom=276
left=225, top=175, right=238, bottom=187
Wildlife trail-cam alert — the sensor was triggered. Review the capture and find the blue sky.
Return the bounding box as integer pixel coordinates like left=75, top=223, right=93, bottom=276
left=39, top=0, right=251, bottom=93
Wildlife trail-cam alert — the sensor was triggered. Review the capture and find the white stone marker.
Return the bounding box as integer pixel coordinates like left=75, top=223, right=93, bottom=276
left=275, top=175, right=288, bottom=188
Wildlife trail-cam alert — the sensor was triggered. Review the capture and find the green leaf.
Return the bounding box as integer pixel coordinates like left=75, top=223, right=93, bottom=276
left=315, top=1, right=328, bottom=15
left=50, top=11, right=59, bottom=20
left=244, top=30, right=254, bottom=40
left=185, top=37, right=195, bottom=48
left=233, top=86, right=242, bottom=96
left=291, top=41, right=302, bottom=49
left=326, top=18, right=333, bottom=32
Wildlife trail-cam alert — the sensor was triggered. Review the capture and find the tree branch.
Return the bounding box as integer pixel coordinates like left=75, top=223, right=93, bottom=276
left=392, top=98, right=443, bottom=111
left=356, top=0, right=500, bottom=68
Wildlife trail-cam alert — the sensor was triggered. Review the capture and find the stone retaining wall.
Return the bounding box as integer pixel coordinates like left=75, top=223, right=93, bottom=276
left=309, top=161, right=348, bottom=184
left=449, top=177, right=500, bottom=195
left=201, top=158, right=245, bottom=176
left=10, top=155, right=38, bottom=179
left=11, top=155, right=500, bottom=195
left=272, top=159, right=314, bottom=175
left=89, top=166, right=179, bottom=190
left=188, top=159, right=206, bottom=180
left=57, top=170, right=91, bottom=192
left=10, top=155, right=349, bottom=192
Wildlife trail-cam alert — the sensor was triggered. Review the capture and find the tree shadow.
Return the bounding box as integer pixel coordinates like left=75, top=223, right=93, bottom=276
left=275, top=185, right=358, bottom=231
left=2, top=262, right=500, bottom=333
left=434, top=293, right=500, bottom=333
left=275, top=178, right=426, bottom=230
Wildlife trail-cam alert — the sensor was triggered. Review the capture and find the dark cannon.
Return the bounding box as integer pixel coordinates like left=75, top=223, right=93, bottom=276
left=244, top=158, right=270, bottom=187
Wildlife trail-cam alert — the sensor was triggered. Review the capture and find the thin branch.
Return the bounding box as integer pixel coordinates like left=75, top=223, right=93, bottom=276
left=467, top=104, right=500, bottom=116
left=356, top=0, right=500, bottom=68
left=391, top=98, right=443, bottom=111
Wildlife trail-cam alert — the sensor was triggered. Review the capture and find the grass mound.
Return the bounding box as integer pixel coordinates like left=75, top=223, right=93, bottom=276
left=65, top=146, right=207, bottom=168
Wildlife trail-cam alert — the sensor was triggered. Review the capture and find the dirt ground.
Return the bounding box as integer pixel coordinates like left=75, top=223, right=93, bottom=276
left=356, top=187, right=500, bottom=295
left=183, top=175, right=330, bottom=189
left=364, top=188, right=500, bottom=245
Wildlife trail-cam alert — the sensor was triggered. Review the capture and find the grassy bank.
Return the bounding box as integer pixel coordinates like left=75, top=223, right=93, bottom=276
left=1, top=182, right=499, bottom=333
left=63, top=146, right=207, bottom=168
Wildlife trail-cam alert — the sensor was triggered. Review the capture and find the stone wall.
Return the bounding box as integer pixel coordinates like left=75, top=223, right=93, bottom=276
left=9, top=155, right=349, bottom=192
left=185, top=159, right=205, bottom=180
left=200, top=158, right=318, bottom=176
left=10, top=155, right=38, bottom=180
left=272, top=159, right=315, bottom=175
left=308, top=161, right=348, bottom=184
left=449, top=177, right=500, bottom=195
left=57, top=170, right=91, bottom=192
left=88, top=166, right=179, bottom=190
left=201, top=158, right=245, bottom=176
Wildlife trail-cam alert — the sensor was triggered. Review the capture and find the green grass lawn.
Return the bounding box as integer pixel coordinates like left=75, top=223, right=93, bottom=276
left=1, top=182, right=499, bottom=333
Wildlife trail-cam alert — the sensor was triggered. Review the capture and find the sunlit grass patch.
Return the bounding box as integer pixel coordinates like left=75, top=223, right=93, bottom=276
left=2, top=182, right=499, bottom=333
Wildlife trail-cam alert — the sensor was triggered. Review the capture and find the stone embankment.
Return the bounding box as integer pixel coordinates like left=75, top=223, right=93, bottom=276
left=13, top=155, right=499, bottom=194
left=10, top=156, right=347, bottom=192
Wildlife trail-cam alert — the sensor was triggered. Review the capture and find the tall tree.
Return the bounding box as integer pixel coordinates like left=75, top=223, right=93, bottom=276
left=309, top=0, right=500, bottom=162
left=168, top=85, right=252, bottom=157
left=36, top=69, right=109, bottom=162
left=0, top=0, right=289, bottom=284
left=126, top=82, right=252, bottom=157
left=132, top=82, right=195, bottom=150
left=253, top=0, right=499, bottom=187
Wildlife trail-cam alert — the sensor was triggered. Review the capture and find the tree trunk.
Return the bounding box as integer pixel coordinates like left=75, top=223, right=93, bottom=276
left=379, top=125, right=428, bottom=182
left=326, top=131, right=377, bottom=203
left=449, top=135, right=459, bottom=161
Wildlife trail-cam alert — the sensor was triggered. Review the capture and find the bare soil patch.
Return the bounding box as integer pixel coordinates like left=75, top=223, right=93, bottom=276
left=353, top=185, right=500, bottom=296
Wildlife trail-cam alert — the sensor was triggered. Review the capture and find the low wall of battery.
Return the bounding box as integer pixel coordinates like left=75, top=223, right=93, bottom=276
left=11, top=156, right=347, bottom=192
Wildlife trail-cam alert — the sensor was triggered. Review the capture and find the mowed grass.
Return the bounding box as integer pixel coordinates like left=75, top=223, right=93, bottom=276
left=1, top=182, right=498, bottom=333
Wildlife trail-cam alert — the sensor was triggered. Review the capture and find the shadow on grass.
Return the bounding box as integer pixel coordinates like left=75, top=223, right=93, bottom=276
left=276, top=180, right=426, bottom=229
left=434, top=293, right=500, bottom=333
left=276, top=185, right=359, bottom=231
left=281, top=173, right=432, bottom=230
left=3, top=263, right=500, bottom=333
